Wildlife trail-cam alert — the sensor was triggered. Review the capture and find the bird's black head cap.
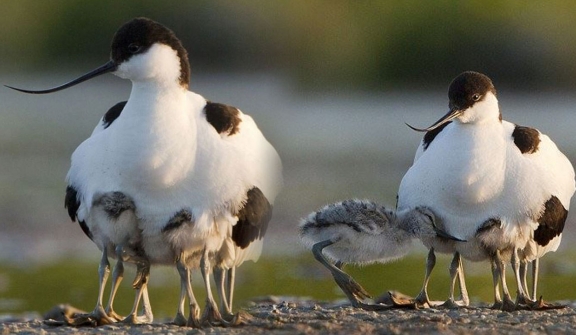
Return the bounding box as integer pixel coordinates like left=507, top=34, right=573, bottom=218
left=5, top=17, right=192, bottom=94
left=112, top=17, right=191, bottom=88
left=448, top=71, right=496, bottom=112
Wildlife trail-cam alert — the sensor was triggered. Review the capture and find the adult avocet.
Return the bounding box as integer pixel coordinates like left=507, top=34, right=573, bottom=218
left=8, top=17, right=283, bottom=326
left=398, top=71, right=574, bottom=310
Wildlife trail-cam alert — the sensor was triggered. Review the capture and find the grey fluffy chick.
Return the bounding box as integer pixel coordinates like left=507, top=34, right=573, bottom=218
left=299, top=199, right=462, bottom=310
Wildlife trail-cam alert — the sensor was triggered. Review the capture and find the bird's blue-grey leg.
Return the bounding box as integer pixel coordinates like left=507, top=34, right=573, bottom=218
left=66, top=248, right=116, bottom=326
left=311, top=239, right=371, bottom=304
left=512, top=248, right=531, bottom=306
left=200, top=248, right=240, bottom=326
left=410, top=248, right=436, bottom=308
left=213, top=267, right=233, bottom=319
left=495, top=250, right=515, bottom=311
left=514, top=253, right=560, bottom=310
left=490, top=259, right=503, bottom=309
left=213, top=267, right=226, bottom=309
left=528, top=258, right=565, bottom=310
left=94, top=249, right=114, bottom=321
left=121, top=262, right=153, bottom=324
left=173, top=255, right=200, bottom=327
left=226, top=267, right=236, bottom=314
left=519, top=260, right=529, bottom=299
left=104, top=246, right=125, bottom=321
left=389, top=248, right=437, bottom=308
left=456, top=255, right=470, bottom=306
left=531, top=259, right=539, bottom=301
left=173, top=263, right=188, bottom=326
left=140, top=284, right=153, bottom=322
left=312, top=239, right=389, bottom=310
left=441, top=252, right=466, bottom=308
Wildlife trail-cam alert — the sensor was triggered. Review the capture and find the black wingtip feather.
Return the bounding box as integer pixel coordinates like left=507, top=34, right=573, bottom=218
left=232, top=187, right=272, bottom=249
left=65, top=186, right=94, bottom=241
left=534, top=196, right=567, bottom=246
left=64, top=186, right=79, bottom=222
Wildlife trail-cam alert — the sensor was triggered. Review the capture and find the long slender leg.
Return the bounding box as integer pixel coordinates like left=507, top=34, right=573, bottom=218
left=174, top=259, right=187, bottom=326
left=227, top=267, right=236, bottom=313
left=174, top=277, right=186, bottom=324
left=224, top=267, right=247, bottom=324
left=213, top=267, right=233, bottom=318
left=105, top=246, right=125, bottom=321
left=490, top=259, right=503, bottom=309
left=441, top=252, right=462, bottom=309
left=94, top=249, right=113, bottom=319
left=123, top=281, right=144, bottom=324
left=531, top=258, right=539, bottom=302
left=201, top=249, right=236, bottom=326
left=174, top=255, right=200, bottom=327
left=140, top=285, right=153, bottom=323
left=66, top=249, right=116, bottom=326
left=525, top=258, right=565, bottom=310
left=311, top=239, right=388, bottom=310
left=519, top=260, right=529, bottom=298
left=413, top=248, right=436, bottom=308
left=122, top=262, right=153, bottom=324
left=512, top=248, right=530, bottom=306
left=311, top=239, right=371, bottom=302
left=456, top=256, right=469, bottom=306
left=390, top=247, right=436, bottom=309
left=496, top=250, right=515, bottom=311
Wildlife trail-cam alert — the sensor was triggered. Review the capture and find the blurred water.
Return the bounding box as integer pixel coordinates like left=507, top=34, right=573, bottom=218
left=1, top=72, right=576, bottom=264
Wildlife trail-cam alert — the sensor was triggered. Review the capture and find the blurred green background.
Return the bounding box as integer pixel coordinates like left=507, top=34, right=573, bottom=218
left=3, top=1, right=576, bottom=90
left=1, top=0, right=576, bottom=319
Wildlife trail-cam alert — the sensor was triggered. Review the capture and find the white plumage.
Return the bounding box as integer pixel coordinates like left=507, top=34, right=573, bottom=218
left=10, top=17, right=282, bottom=327
left=398, top=71, right=574, bottom=310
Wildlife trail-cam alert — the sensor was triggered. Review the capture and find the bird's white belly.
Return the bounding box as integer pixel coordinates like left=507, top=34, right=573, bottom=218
left=398, top=124, right=507, bottom=240
left=70, top=113, right=247, bottom=266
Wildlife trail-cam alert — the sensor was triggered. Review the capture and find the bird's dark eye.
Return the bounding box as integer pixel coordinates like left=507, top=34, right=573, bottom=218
left=128, top=43, right=141, bottom=53
left=472, top=94, right=481, bottom=101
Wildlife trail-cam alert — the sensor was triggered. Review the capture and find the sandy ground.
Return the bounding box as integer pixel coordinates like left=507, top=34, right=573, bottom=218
left=2, top=297, right=576, bottom=335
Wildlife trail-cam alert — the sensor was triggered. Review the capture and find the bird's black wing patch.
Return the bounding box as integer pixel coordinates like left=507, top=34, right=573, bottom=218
left=204, top=102, right=242, bottom=136
left=64, top=186, right=79, bottom=222
left=65, top=186, right=93, bottom=240
left=512, top=125, right=540, bottom=154
left=233, top=187, right=272, bottom=249
left=103, top=101, right=127, bottom=129
left=423, top=121, right=451, bottom=151
left=534, top=196, right=567, bottom=246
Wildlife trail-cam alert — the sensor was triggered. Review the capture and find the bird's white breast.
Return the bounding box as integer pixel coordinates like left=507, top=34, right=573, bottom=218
left=67, top=86, right=250, bottom=241
left=399, top=121, right=508, bottom=239
left=398, top=119, right=574, bottom=245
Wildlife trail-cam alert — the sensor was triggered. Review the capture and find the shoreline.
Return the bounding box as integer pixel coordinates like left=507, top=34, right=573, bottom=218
left=2, top=298, right=576, bottom=335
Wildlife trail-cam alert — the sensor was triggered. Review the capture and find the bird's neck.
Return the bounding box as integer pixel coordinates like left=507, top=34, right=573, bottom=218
left=125, top=80, right=189, bottom=119
left=115, top=81, right=199, bottom=189
left=130, top=79, right=186, bottom=100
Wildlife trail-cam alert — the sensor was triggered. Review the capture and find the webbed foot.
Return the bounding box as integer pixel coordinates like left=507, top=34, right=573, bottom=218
left=519, top=296, right=566, bottom=311
left=388, top=291, right=433, bottom=309
left=120, top=313, right=152, bottom=325
left=186, top=304, right=202, bottom=328
left=63, top=306, right=115, bottom=327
